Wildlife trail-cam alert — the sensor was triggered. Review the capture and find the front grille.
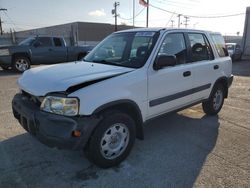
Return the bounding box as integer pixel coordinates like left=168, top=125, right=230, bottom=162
left=21, top=90, right=42, bottom=106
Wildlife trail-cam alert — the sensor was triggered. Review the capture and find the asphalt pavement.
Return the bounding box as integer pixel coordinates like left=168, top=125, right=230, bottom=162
left=0, top=61, right=249, bottom=188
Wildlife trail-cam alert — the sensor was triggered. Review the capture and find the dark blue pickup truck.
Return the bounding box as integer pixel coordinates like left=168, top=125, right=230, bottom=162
left=0, top=36, right=94, bottom=72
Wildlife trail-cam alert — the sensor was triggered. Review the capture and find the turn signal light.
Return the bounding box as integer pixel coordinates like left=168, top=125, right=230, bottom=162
left=72, top=130, right=81, bottom=137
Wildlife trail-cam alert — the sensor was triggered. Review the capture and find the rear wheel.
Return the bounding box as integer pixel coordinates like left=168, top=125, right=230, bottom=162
left=12, top=56, right=30, bottom=73
left=202, top=84, right=225, bottom=115
left=85, top=111, right=136, bottom=168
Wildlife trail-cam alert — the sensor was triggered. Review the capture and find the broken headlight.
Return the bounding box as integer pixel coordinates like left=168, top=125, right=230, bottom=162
left=40, top=96, right=79, bottom=116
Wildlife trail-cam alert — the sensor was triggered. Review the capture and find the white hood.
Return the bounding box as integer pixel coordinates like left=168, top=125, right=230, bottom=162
left=18, top=61, right=134, bottom=96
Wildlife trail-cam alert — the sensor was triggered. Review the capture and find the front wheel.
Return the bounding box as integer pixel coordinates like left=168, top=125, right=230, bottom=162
left=12, top=56, right=31, bottom=73
left=85, top=111, right=136, bottom=168
left=202, top=84, right=225, bottom=115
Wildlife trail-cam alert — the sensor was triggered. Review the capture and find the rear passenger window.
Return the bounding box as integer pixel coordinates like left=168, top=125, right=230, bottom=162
left=158, top=33, right=187, bottom=64
left=53, top=38, right=63, bottom=47
left=188, top=33, right=214, bottom=62
left=210, top=34, right=228, bottom=57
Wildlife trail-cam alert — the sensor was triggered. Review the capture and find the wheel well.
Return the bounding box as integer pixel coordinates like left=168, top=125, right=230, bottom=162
left=94, top=101, right=144, bottom=140
left=213, top=77, right=228, bottom=98
left=12, top=53, right=31, bottom=63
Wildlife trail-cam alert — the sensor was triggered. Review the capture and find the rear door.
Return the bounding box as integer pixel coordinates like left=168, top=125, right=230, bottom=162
left=147, top=32, right=195, bottom=119
left=186, top=32, right=221, bottom=101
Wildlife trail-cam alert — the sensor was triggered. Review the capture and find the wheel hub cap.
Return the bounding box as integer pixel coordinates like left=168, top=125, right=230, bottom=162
left=100, top=123, right=129, bottom=160
left=16, top=59, right=29, bottom=72
left=213, top=90, right=223, bottom=110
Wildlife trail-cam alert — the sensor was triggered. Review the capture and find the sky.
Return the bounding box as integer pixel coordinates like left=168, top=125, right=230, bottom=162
left=0, top=0, right=249, bottom=36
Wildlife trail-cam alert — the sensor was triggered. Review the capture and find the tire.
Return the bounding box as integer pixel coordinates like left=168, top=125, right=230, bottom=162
left=12, top=56, right=31, bottom=73
left=202, top=84, right=225, bottom=115
left=85, top=111, right=136, bottom=168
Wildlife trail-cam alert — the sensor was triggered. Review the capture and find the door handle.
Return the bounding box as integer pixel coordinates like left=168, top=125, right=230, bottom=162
left=48, top=48, right=53, bottom=52
left=214, top=65, right=219, bottom=70
left=183, top=71, right=191, bottom=77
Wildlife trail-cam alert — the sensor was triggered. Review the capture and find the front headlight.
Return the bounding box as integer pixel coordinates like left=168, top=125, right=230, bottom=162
left=40, top=96, right=79, bottom=116
left=0, top=49, right=10, bottom=56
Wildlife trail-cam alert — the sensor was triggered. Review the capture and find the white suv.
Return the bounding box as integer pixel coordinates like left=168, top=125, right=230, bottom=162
left=12, top=28, right=233, bottom=168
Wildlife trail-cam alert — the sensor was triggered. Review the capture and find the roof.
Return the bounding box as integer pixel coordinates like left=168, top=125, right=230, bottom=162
left=115, top=27, right=218, bottom=34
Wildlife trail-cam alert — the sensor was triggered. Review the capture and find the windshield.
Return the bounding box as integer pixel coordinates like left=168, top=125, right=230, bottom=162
left=18, top=37, right=36, bottom=46
left=84, top=31, right=159, bottom=68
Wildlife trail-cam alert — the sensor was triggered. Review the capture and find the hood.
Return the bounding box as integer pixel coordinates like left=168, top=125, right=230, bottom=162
left=18, top=61, right=134, bottom=96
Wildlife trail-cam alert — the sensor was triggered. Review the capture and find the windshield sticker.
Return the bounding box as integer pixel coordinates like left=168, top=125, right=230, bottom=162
left=135, top=32, right=155, bottom=37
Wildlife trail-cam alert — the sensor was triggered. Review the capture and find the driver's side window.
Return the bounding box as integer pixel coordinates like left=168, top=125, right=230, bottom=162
left=34, top=37, right=52, bottom=47
left=158, top=33, right=187, bottom=65
left=95, top=36, right=126, bottom=60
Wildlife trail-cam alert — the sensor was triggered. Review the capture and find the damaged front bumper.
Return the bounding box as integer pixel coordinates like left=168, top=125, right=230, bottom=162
left=12, top=93, right=101, bottom=150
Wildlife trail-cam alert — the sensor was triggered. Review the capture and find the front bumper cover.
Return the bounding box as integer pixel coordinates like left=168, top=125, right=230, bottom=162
left=12, top=93, right=101, bottom=150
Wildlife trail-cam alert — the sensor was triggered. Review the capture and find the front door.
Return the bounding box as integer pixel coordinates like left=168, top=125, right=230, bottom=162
left=147, top=32, right=195, bottom=119
left=31, top=37, right=54, bottom=64
left=50, top=37, right=67, bottom=63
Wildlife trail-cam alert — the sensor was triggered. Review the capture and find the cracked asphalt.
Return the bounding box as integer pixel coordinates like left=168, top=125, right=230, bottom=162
left=0, top=61, right=250, bottom=188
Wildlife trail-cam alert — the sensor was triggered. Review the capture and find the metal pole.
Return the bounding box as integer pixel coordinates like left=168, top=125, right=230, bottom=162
left=184, top=16, right=189, bottom=28
left=0, top=17, right=2, bottom=35
left=0, top=8, right=7, bottom=35
left=133, top=0, right=135, bottom=28
left=146, top=0, right=149, bottom=27
left=177, top=14, right=181, bottom=28
left=113, top=2, right=120, bottom=31
left=115, top=3, right=117, bottom=31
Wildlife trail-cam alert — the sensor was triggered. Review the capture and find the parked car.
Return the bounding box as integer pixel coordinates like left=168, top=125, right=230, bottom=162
left=226, top=43, right=242, bottom=61
left=0, top=36, right=94, bottom=72
left=12, top=28, right=233, bottom=168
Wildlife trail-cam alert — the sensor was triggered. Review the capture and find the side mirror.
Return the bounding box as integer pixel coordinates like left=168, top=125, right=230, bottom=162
left=154, top=55, right=177, bottom=70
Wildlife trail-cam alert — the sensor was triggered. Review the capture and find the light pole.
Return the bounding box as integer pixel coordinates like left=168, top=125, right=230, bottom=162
left=146, top=0, right=149, bottom=27
left=133, top=0, right=135, bottom=28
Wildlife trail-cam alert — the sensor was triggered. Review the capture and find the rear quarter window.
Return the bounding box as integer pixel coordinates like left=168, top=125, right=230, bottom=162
left=53, top=38, right=63, bottom=47
left=210, top=34, right=228, bottom=57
